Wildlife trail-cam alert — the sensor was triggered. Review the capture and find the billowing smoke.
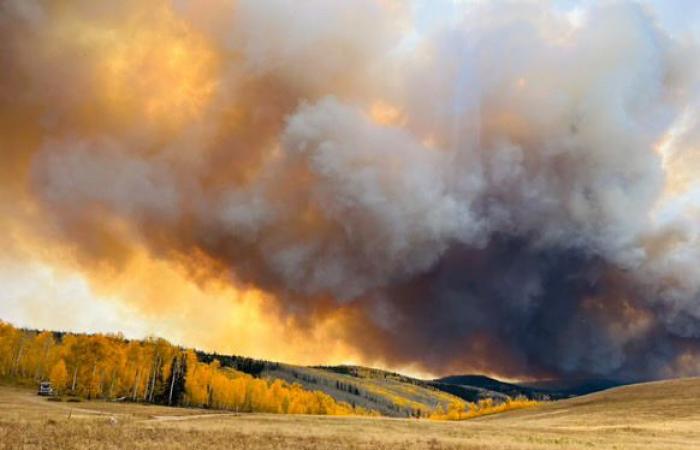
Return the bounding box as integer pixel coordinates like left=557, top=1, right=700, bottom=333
left=2, top=0, right=700, bottom=380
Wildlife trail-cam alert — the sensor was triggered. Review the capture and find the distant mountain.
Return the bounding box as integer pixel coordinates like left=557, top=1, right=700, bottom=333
left=519, top=378, right=624, bottom=397
left=431, top=376, right=525, bottom=401
left=433, top=374, right=625, bottom=401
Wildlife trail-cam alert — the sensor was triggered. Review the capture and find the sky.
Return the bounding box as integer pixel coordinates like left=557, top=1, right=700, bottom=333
left=1, top=0, right=699, bottom=380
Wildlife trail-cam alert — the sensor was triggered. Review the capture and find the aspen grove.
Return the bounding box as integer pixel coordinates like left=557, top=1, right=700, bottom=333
left=0, top=321, right=376, bottom=416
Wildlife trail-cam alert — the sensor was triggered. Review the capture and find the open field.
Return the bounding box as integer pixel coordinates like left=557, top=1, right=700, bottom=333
left=1, top=378, right=699, bottom=449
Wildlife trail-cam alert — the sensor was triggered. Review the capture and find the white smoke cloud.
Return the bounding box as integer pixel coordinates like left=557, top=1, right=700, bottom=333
left=33, top=138, right=182, bottom=224
left=217, top=97, right=479, bottom=298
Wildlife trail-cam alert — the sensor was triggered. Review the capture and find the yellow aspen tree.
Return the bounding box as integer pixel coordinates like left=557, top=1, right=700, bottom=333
left=0, top=322, right=21, bottom=375
left=31, top=331, right=55, bottom=381
left=49, top=359, right=68, bottom=394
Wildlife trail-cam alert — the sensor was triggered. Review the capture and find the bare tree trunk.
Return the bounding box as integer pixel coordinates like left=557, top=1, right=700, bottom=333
left=108, top=373, right=116, bottom=399
left=144, top=365, right=153, bottom=401
left=148, top=355, right=161, bottom=402
left=132, top=369, right=141, bottom=401
left=88, top=363, right=97, bottom=400
left=168, top=356, right=179, bottom=406
left=12, top=341, right=25, bottom=376
left=71, top=366, right=79, bottom=392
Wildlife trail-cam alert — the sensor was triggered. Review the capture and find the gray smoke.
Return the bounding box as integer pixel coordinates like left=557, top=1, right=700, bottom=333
left=2, top=0, right=700, bottom=378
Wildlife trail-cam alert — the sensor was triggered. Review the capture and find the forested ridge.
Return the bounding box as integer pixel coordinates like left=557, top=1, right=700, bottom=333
left=0, top=320, right=543, bottom=420
left=0, top=321, right=377, bottom=416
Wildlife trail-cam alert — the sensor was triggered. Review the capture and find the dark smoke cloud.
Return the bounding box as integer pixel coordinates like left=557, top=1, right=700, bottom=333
left=2, top=0, right=700, bottom=379
left=351, top=239, right=700, bottom=379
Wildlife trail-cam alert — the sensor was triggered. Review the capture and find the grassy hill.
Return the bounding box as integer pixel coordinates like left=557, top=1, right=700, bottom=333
left=266, top=364, right=464, bottom=417
left=476, top=376, right=700, bottom=443
left=197, top=351, right=620, bottom=417
left=1, top=377, right=699, bottom=449
left=196, top=356, right=466, bottom=417
left=0, top=319, right=618, bottom=419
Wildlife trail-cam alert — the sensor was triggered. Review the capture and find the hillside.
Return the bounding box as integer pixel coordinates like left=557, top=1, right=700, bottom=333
left=1, top=378, right=699, bottom=449
left=0, top=322, right=376, bottom=417
left=478, top=377, right=700, bottom=433
left=196, top=353, right=619, bottom=417
left=266, top=364, right=463, bottom=417
left=195, top=357, right=466, bottom=417
left=1, top=320, right=617, bottom=419
left=196, top=354, right=559, bottom=417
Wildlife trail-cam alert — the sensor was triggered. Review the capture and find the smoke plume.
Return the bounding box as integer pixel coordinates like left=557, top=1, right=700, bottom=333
left=2, top=0, right=700, bottom=380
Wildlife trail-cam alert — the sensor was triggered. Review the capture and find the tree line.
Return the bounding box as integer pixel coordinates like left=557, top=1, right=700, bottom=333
left=0, top=321, right=377, bottom=416
left=429, top=397, right=540, bottom=420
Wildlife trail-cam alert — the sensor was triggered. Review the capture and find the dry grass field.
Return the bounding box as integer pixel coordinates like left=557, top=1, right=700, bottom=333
left=1, top=378, right=699, bottom=449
